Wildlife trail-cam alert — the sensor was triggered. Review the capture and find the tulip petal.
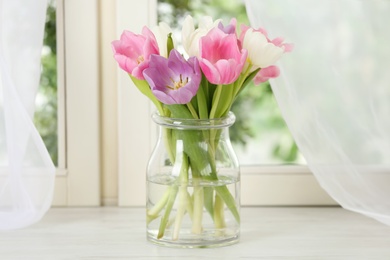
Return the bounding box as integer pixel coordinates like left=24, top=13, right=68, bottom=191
left=170, top=87, right=195, bottom=104
left=199, top=58, right=221, bottom=84
left=112, top=28, right=159, bottom=79
left=151, top=22, right=173, bottom=58
left=143, top=49, right=201, bottom=105
left=152, top=90, right=177, bottom=105
left=199, top=28, right=246, bottom=84
left=182, top=15, right=221, bottom=57
left=254, top=65, right=280, bottom=85
left=243, top=28, right=285, bottom=69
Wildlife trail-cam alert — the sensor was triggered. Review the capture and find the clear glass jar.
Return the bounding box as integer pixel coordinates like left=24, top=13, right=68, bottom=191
left=146, top=112, right=240, bottom=248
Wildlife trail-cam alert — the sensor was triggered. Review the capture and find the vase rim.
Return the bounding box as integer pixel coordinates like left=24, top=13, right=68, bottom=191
left=151, top=112, right=236, bottom=129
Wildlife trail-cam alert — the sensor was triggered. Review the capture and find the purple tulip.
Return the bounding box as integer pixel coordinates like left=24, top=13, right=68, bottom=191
left=217, top=18, right=237, bottom=35
left=143, top=49, right=201, bottom=105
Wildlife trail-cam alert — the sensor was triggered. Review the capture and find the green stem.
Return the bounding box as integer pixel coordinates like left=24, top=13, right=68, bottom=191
left=157, top=185, right=178, bottom=239
left=163, top=128, right=175, bottom=164
left=233, top=67, right=260, bottom=102
left=197, top=78, right=209, bottom=119
left=209, top=84, right=222, bottom=119
left=187, top=102, right=199, bottom=119
left=203, top=187, right=214, bottom=220
left=172, top=187, right=187, bottom=241
left=186, top=191, right=194, bottom=221
left=147, top=188, right=170, bottom=224
left=172, top=154, right=189, bottom=240
left=215, top=185, right=240, bottom=224
left=191, top=178, right=204, bottom=234
left=206, top=132, right=240, bottom=225
left=214, top=193, right=226, bottom=230
left=233, top=65, right=252, bottom=98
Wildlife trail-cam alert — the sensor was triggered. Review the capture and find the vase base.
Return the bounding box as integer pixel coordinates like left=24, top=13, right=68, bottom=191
left=147, top=232, right=239, bottom=248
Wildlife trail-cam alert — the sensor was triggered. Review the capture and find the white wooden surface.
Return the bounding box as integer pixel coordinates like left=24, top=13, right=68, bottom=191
left=0, top=207, right=389, bottom=259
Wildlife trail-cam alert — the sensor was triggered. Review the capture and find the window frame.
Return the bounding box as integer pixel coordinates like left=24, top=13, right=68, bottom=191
left=116, top=0, right=336, bottom=206
left=116, top=0, right=158, bottom=206
left=52, top=0, right=100, bottom=206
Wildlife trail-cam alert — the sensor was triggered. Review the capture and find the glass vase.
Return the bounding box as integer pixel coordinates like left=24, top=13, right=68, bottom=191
left=146, top=112, right=240, bottom=248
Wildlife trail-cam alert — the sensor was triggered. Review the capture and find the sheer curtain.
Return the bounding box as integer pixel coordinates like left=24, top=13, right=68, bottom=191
left=0, top=0, right=55, bottom=230
left=244, top=0, right=390, bottom=225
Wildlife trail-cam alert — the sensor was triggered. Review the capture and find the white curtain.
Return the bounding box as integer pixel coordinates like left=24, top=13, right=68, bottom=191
left=0, top=0, right=55, bottom=230
left=245, top=0, right=390, bottom=226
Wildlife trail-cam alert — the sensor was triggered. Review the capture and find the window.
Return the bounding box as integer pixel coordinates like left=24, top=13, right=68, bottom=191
left=35, top=1, right=60, bottom=166
left=116, top=0, right=335, bottom=206
left=31, top=0, right=337, bottom=207
left=36, top=0, right=100, bottom=206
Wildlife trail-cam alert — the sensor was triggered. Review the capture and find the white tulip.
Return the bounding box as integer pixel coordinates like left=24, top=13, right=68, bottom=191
left=243, top=28, right=284, bottom=69
left=182, top=15, right=221, bottom=57
left=152, top=22, right=174, bottom=58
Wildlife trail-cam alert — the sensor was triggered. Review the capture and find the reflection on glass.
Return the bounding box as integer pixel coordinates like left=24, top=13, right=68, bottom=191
left=158, top=0, right=304, bottom=165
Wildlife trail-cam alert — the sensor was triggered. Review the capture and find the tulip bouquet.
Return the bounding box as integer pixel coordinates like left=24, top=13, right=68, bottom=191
left=112, top=15, right=291, bottom=244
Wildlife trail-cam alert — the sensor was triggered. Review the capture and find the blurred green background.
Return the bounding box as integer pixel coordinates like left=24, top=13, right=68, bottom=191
left=35, top=1, right=57, bottom=165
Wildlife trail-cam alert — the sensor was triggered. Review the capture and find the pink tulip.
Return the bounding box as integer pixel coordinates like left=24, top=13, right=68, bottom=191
left=270, top=37, right=294, bottom=53
left=253, top=65, right=280, bottom=85
left=199, top=28, right=247, bottom=85
left=112, top=27, right=159, bottom=80
left=240, top=25, right=293, bottom=53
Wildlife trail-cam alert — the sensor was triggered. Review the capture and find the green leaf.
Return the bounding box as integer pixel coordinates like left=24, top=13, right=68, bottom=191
left=157, top=186, right=178, bottom=239
left=167, top=33, right=174, bottom=55
left=209, top=84, right=222, bottom=118
left=216, top=84, right=234, bottom=117
left=209, top=84, right=235, bottom=118
left=207, top=82, right=217, bottom=111
left=130, top=75, right=164, bottom=115
left=215, top=185, right=240, bottom=223
left=235, top=68, right=260, bottom=98
left=166, top=104, right=193, bottom=119
left=203, top=187, right=214, bottom=219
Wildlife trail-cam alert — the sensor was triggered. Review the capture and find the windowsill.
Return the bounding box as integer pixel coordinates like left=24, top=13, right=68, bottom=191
left=1, top=207, right=389, bottom=258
